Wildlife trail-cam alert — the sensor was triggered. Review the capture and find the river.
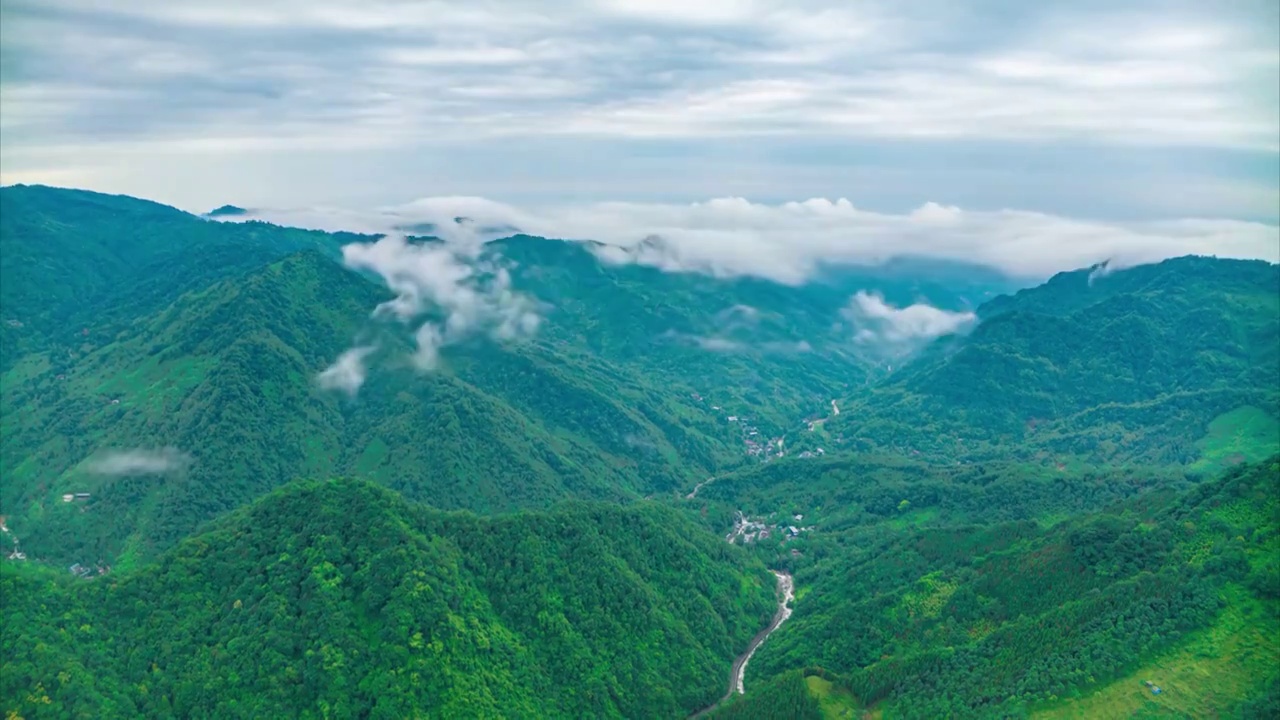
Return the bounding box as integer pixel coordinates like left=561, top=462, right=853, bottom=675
left=689, top=570, right=795, bottom=717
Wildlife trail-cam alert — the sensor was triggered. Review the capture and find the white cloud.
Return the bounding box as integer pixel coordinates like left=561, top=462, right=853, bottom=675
left=1, top=0, right=1275, bottom=158
left=844, top=291, right=976, bottom=353
left=336, top=232, right=541, bottom=376
left=85, top=448, right=191, bottom=475
left=239, top=195, right=1278, bottom=282
left=317, top=345, right=378, bottom=396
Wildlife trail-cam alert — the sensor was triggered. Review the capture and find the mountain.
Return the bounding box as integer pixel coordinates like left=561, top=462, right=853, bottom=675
left=813, top=256, right=1280, bottom=467
left=0, top=250, right=736, bottom=567
left=0, top=477, right=776, bottom=719
left=0, top=186, right=1028, bottom=567
left=0, top=185, right=370, bottom=371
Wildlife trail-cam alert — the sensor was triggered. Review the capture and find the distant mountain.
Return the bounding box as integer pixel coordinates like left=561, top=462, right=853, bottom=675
left=205, top=204, right=250, bottom=217
left=0, top=477, right=775, bottom=719
left=0, top=185, right=364, bottom=370
left=815, top=255, right=1280, bottom=466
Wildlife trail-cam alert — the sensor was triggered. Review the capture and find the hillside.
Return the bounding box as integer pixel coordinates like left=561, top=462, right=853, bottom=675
left=705, top=457, right=1280, bottom=719
left=0, top=250, right=743, bottom=567
left=813, top=256, right=1280, bottom=467
left=0, top=185, right=366, bottom=370
left=0, top=477, right=776, bottom=719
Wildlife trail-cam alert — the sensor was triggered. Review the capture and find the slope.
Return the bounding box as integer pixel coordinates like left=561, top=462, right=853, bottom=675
left=0, top=477, right=777, bottom=719
left=820, top=256, right=1280, bottom=466
left=0, top=250, right=734, bottom=567
left=0, top=184, right=364, bottom=369
left=729, top=457, right=1280, bottom=719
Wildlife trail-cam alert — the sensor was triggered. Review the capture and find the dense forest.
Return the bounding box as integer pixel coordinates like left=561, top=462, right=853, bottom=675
left=730, top=457, right=1280, bottom=719
left=0, top=479, right=775, bottom=719
left=816, top=256, right=1280, bottom=468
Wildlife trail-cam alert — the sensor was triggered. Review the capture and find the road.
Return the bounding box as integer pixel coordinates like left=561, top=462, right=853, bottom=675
left=685, top=476, right=718, bottom=499
left=689, top=570, right=795, bottom=718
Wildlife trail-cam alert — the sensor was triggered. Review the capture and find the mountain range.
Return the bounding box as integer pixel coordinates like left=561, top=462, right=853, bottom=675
left=1, top=184, right=1277, bottom=719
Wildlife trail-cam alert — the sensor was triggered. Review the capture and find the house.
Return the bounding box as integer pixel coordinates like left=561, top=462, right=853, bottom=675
left=74, top=492, right=90, bottom=500
left=1151, top=687, right=1162, bottom=695
left=62, top=494, right=74, bottom=503
left=727, top=416, right=738, bottom=422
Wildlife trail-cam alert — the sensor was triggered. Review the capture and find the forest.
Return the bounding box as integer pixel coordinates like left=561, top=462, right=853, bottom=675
left=0, top=479, right=775, bottom=719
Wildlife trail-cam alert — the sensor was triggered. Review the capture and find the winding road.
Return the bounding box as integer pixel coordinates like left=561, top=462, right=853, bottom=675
left=690, top=570, right=795, bottom=718
left=685, top=476, right=719, bottom=499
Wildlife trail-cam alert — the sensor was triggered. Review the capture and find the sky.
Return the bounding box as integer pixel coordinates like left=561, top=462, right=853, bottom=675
left=1, top=0, right=1277, bottom=224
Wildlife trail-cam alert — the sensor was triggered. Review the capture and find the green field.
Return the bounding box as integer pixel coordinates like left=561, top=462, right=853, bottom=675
left=1192, top=405, right=1280, bottom=475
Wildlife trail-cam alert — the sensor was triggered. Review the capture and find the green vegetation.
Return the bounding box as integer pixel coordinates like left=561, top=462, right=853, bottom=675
left=0, top=478, right=775, bottom=719
left=1192, top=405, right=1280, bottom=475
left=819, top=256, right=1280, bottom=468
left=735, top=458, right=1280, bottom=719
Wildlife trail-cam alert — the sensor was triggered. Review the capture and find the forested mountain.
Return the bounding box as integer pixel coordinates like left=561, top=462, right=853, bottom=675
left=0, top=185, right=1023, bottom=568
left=0, top=478, right=776, bottom=719
left=1, top=185, right=1278, bottom=719
left=814, top=256, right=1280, bottom=467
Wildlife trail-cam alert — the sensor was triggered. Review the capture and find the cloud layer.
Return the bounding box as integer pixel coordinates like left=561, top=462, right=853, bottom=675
left=3, top=0, right=1275, bottom=152
left=1, top=0, right=1275, bottom=219
left=233, top=196, right=1280, bottom=282
left=86, top=448, right=191, bottom=476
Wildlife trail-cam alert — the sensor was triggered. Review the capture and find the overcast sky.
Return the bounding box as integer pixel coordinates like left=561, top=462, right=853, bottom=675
left=1, top=0, right=1277, bottom=223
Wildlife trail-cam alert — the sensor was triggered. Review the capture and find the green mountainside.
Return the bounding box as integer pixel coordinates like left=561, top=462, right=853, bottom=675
left=0, top=478, right=775, bottom=719
left=808, top=256, right=1280, bottom=467
left=1, top=185, right=1278, bottom=719
left=706, top=457, right=1280, bottom=719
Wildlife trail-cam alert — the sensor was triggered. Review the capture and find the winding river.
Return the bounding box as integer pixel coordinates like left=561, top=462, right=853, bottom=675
left=690, top=570, right=795, bottom=717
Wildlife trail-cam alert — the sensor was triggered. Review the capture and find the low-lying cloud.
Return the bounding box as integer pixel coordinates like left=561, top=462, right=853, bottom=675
left=308, top=217, right=542, bottom=394
left=86, top=448, right=191, bottom=476
left=231, top=196, right=1280, bottom=284
left=844, top=291, right=976, bottom=354
left=317, top=345, right=377, bottom=396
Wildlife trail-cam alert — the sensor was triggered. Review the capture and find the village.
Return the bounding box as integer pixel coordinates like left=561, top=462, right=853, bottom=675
left=690, top=391, right=835, bottom=463
left=3, top=502, right=111, bottom=579
left=724, top=510, right=814, bottom=547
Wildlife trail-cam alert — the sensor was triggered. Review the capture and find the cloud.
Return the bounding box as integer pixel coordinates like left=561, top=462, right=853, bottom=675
left=86, top=448, right=191, bottom=475
left=317, top=344, right=377, bottom=396
left=4, top=1, right=1273, bottom=149
left=234, top=196, right=1280, bottom=282
left=333, top=231, right=540, bottom=377
left=3, top=0, right=1274, bottom=239
left=844, top=291, right=976, bottom=352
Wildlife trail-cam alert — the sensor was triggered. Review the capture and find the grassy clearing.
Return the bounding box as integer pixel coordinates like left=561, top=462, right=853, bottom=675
left=805, top=674, right=860, bottom=720
left=1192, top=406, right=1280, bottom=475
left=1032, top=585, right=1279, bottom=720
